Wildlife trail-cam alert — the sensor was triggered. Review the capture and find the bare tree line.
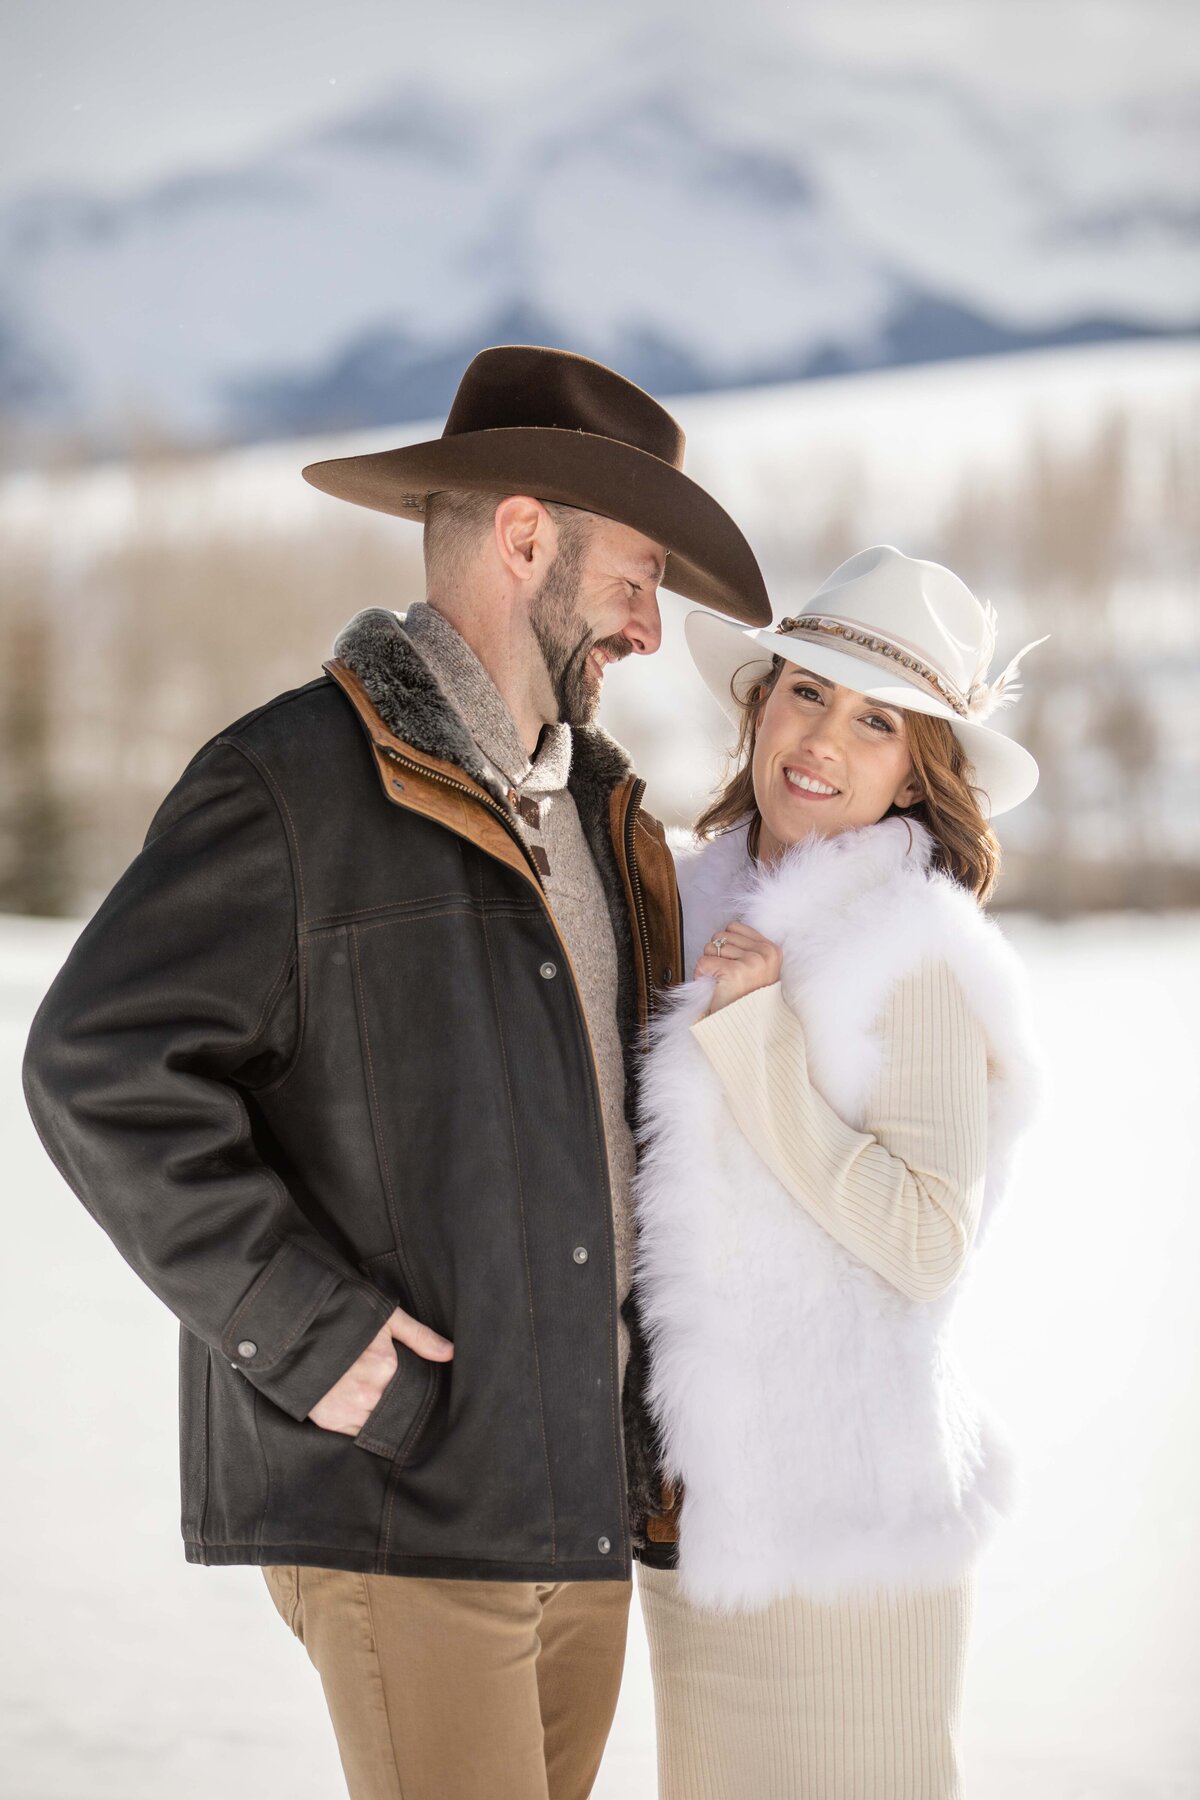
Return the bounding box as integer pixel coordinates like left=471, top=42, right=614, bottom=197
left=1, top=398, right=1197, bottom=918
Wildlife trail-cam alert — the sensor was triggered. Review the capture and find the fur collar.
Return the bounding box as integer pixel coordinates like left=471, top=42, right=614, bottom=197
left=333, top=606, right=634, bottom=819
left=334, top=605, right=496, bottom=793
left=671, top=814, right=941, bottom=977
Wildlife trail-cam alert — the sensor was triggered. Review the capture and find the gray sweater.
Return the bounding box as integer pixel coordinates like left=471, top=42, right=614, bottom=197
left=403, top=602, right=637, bottom=1391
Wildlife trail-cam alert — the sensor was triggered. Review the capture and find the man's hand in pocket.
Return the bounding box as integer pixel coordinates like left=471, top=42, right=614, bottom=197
left=308, top=1307, right=454, bottom=1436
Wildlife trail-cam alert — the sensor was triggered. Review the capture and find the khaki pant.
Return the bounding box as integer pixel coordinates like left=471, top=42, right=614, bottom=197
left=262, top=1564, right=631, bottom=1800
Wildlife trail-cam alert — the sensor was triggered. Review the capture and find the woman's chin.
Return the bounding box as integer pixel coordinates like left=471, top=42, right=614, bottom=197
left=761, top=808, right=842, bottom=850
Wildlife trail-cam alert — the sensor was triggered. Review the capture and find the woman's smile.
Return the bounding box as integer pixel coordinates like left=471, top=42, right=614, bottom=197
left=781, top=763, right=842, bottom=800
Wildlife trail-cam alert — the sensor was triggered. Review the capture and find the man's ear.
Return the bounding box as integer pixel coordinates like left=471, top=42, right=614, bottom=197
left=494, top=495, right=554, bottom=584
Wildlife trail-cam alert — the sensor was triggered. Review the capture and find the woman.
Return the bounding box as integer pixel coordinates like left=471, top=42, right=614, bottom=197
left=632, top=545, right=1049, bottom=1799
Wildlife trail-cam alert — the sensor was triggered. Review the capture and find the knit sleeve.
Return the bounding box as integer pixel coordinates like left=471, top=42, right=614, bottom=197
left=689, top=962, right=989, bottom=1302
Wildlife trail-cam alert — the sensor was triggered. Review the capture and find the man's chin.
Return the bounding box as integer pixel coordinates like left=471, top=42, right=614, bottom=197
left=556, top=662, right=602, bottom=728
left=560, top=691, right=600, bottom=730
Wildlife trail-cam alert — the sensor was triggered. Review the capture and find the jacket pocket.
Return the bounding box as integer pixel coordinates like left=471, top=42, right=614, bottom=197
left=353, top=1340, right=439, bottom=1463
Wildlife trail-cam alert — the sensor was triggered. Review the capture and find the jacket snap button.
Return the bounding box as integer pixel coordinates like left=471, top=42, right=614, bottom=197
left=572, top=1245, right=588, bottom=1265
left=663, top=966, right=673, bottom=983
left=236, top=1340, right=257, bottom=1359
left=539, top=961, right=557, bottom=980
left=597, top=1535, right=611, bottom=1555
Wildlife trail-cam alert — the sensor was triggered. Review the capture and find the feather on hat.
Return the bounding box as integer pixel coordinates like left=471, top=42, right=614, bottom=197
left=964, top=600, right=1051, bottom=722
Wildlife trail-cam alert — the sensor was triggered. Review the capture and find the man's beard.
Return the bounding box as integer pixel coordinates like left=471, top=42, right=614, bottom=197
left=529, top=545, right=628, bottom=727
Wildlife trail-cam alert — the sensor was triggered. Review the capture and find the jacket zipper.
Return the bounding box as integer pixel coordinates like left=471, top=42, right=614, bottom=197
left=381, top=736, right=633, bottom=1568
left=379, top=745, right=547, bottom=889
left=621, top=775, right=655, bottom=1033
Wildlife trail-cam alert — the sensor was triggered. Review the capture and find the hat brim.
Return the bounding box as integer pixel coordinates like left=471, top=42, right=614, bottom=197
left=685, top=608, right=1040, bottom=820
left=302, top=427, right=771, bottom=627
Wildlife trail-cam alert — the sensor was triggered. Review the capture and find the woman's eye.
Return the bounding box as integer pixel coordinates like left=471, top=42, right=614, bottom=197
left=865, top=715, right=894, bottom=732
left=793, top=684, right=821, bottom=701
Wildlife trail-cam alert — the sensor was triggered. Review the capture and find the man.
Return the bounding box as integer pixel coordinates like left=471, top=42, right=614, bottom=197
left=22, top=345, right=769, bottom=1799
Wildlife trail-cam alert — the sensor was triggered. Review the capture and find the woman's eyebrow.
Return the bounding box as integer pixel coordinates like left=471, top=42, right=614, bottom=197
left=790, top=668, right=904, bottom=719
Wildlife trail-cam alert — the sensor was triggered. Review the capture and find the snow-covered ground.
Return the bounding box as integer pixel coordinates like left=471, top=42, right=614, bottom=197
left=3, top=907, right=1199, bottom=1799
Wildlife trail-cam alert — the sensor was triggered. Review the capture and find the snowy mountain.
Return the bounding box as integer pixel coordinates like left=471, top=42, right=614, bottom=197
left=1, top=25, right=1196, bottom=455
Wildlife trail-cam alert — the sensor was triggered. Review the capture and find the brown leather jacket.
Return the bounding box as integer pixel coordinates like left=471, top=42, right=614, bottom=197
left=25, top=603, right=681, bottom=1578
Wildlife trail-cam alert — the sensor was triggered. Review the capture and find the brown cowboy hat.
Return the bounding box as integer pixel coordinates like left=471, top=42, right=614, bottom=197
left=301, top=344, right=770, bottom=626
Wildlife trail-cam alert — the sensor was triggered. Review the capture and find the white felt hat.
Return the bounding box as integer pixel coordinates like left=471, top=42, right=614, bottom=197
left=686, top=544, right=1048, bottom=819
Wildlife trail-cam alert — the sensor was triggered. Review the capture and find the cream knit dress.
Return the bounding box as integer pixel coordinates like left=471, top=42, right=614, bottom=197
left=637, top=959, right=989, bottom=1800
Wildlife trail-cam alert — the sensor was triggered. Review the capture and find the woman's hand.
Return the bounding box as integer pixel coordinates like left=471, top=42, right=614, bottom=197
left=694, top=920, right=783, bottom=1016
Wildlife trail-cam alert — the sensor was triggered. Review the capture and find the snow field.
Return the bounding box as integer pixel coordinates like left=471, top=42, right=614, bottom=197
left=2, top=908, right=1198, bottom=1796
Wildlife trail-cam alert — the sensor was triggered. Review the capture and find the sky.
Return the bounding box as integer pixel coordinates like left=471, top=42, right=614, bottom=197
left=2, top=0, right=1197, bottom=202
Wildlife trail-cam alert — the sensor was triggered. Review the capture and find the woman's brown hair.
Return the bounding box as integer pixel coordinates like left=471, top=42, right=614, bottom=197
left=694, top=657, right=1002, bottom=903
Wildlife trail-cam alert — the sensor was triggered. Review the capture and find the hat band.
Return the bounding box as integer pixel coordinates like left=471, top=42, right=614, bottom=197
left=774, top=614, right=969, bottom=718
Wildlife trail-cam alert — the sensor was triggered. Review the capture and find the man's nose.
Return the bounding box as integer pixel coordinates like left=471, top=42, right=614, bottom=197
left=623, top=589, right=663, bottom=657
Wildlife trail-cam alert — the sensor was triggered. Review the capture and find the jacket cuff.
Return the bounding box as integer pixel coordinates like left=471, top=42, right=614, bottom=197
left=221, top=1237, right=395, bottom=1422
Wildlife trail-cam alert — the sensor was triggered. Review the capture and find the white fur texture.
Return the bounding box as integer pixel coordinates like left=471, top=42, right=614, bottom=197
left=634, top=816, right=1047, bottom=1613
